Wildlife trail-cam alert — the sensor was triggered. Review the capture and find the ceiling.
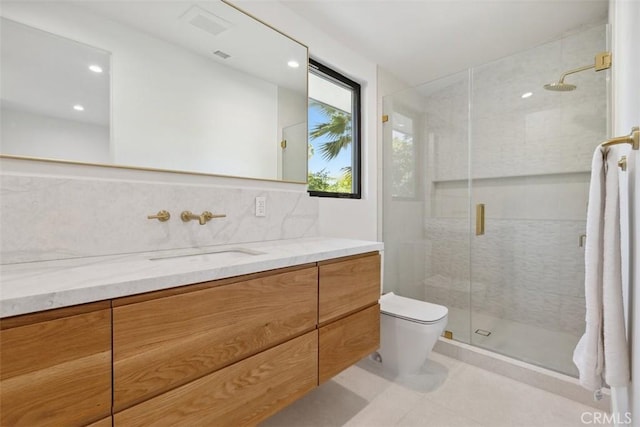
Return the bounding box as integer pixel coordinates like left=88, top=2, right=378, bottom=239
left=281, top=0, right=609, bottom=86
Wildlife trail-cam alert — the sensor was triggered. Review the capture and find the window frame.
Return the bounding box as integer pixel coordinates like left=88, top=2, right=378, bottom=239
left=307, top=58, right=362, bottom=199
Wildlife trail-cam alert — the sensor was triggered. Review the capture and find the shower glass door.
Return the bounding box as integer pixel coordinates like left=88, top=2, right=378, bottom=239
left=468, top=24, right=608, bottom=376
left=382, top=22, right=608, bottom=377
left=382, top=70, right=472, bottom=342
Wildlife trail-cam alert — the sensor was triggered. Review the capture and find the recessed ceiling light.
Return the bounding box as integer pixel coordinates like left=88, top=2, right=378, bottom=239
left=287, top=60, right=300, bottom=68
left=73, top=105, right=85, bottom=111
left=89, top=65, right=103, bottom=73
left=521, top=92, right=533, bottom=99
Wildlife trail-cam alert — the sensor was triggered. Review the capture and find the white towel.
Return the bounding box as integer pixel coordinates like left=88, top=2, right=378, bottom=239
left=573, top=146, right=630, bottom=391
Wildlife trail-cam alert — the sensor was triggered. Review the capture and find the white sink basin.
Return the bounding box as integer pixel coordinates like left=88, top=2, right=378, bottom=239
left=149, top=247, right=265, bottom=262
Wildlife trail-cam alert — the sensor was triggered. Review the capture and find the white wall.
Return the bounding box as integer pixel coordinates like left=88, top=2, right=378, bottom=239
left=610, top=0, right=640, bottom=422
left=1, top=2, right=278, bottom=180
left=1, top=108, right=110, bottom=163
left=233, top=1, right=380, bottom=242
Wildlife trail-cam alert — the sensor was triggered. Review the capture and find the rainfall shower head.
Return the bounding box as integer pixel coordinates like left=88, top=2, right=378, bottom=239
left=543, top=51, right=611, bottom=92
left=543, top=81, right=577, bottom=92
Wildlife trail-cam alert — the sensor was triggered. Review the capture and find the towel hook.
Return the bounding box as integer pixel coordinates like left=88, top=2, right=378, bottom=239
left=618, top=156, right=627, bottom=171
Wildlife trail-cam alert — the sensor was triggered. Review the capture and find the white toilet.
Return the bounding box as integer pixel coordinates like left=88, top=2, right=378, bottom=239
left=377, top=292, right=448, bottom=376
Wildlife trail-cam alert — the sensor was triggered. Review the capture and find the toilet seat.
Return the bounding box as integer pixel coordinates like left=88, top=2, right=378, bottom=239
left=380, top=292, right=447, bottom=325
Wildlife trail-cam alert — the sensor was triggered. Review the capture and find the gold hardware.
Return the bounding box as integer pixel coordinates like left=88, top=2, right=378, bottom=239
left=203, top=211, right=227, bottom=221
left=0, top=154, right=309, bottom=185
left=594, top=51, right=612, bottom=71
left=280, top=139, right=287, bottom=149
left=181, top=211, right=226, bottom=225
left=602, top=127, right=639, bottom=150
left=618, top=156, right=627, bottom=171
left=475, top=204, right=485, bottom=236
left=579, top=234, right=587, bottom=248
left=382, top=114, right=389, bottom=123
left=547, top=51, right=612, bottom=90
left=443, top=330, right=453, bottom=339
left=147, top=210, right=170, bottom=222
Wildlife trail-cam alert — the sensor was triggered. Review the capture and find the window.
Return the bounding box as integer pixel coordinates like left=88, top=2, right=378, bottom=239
left=307, top=59, right=361, bottom=198
left=391, top=112, right=417, bottom=199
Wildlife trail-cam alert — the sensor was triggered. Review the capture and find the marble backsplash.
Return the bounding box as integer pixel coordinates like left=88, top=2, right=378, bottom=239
left=0, top=173, right=318, bottom=264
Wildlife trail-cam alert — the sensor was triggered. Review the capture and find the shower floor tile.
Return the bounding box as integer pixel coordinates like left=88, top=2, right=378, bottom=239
left=260, top=352, right=609, bottom=427
left=446, top=307, right=580, bottom=377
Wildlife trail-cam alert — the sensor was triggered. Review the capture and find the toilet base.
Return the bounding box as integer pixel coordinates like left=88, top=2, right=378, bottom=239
left=378, top=312, right=447, bottom=376
left=358, top=354, right=448, bottom=392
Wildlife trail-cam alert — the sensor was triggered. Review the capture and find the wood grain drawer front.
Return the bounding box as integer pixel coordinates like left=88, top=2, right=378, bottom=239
left=114, top=330, right=318, bottom=427
left=0, top=308, right=112, bottom=426
left=319, top=253, right=381, bottom=324
left=319, top=304, right=380, bottom=383
left=113, top=266, right=318, bottom=411
left=86, top=416, right=113, bottom=427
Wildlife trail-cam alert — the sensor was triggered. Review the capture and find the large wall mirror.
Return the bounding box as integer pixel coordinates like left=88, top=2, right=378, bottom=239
left=0, top=1, right=308, bottom=182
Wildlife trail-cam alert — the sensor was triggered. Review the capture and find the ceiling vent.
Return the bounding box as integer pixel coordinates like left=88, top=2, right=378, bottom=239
left=180, top=5, right=234, bottom=37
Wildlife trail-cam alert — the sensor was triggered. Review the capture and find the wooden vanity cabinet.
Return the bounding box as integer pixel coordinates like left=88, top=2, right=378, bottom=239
left=318, top=252, right=381, bottom=324
left=86, top=417, right=113, bottom=427
left=318, top=253, right=381, bottom=383
left=319, top=304, right=380, bottom=383
left=0, top=302, right=112, bottom=427
left=114, top=331, right=318, bottom=426
left=112, top=264, right=318, bottom=411
left=0, top=251, right=381, bottom=426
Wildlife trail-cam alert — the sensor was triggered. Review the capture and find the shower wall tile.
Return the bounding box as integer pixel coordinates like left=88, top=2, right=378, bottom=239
left=427, top=24, right=606, bottom=182
left=425, top=275, right=471, bottom=311
left=0, top=174, right=318, bottom=263
left=423, top=217, right=586, bottom=336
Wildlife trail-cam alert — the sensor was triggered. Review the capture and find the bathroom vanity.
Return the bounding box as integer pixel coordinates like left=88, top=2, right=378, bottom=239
left=0, top=238, right=382, bottom=426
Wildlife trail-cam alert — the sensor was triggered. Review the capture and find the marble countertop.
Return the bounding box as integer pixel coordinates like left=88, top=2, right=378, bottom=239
left=0, top=237, right=383, bottom=318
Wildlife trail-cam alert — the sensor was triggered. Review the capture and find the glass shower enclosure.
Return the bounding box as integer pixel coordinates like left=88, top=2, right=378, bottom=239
left=382, top=23, right=608, bottom=376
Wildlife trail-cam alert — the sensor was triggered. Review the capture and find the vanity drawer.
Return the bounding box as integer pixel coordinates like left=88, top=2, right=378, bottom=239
left=114, top=330, right=318, bottom=426
left=86, top=416, right=113, bottom=427
left=319, top=304, right=380, bottom=383
left=318, top=252, right=381, bottom=324
left=112, top=265, right=318, bottom=411
left=0, top=303, right=112, bottom=427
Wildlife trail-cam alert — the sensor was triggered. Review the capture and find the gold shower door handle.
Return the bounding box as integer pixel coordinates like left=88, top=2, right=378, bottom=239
left=476, top=204, right=485, bottom=236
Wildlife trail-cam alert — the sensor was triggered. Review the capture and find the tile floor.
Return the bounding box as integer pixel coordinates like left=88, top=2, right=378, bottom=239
left=261, top=352, right=609, bottom=427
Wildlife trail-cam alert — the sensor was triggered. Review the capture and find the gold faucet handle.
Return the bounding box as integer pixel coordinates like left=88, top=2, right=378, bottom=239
left=147, top=210, right=171, bottom=222
left=202, top=211, right=226, bottom=220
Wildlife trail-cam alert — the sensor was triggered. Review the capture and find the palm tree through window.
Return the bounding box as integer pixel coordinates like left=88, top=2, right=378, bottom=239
left=308, top=59, right=361, bottom=198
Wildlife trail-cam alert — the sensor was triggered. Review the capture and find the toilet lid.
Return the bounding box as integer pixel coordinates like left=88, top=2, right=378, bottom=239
left=380, top=292, right=448, bottom=324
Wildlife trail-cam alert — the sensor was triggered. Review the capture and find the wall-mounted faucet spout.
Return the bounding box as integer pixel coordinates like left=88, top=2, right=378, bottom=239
left=181, top=210, right=226, bottom=225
